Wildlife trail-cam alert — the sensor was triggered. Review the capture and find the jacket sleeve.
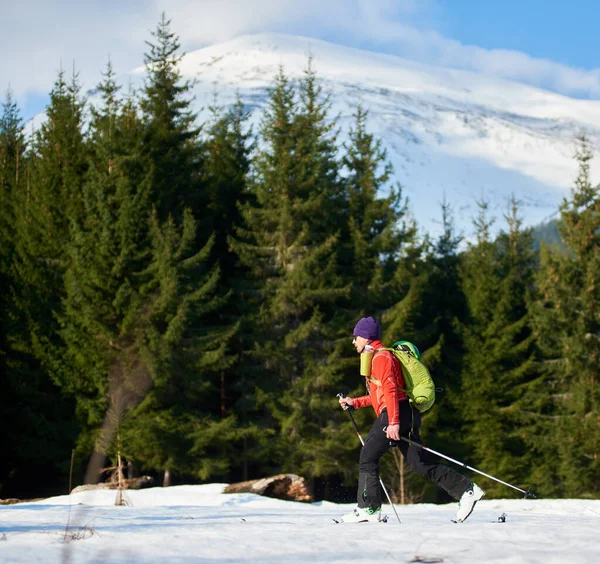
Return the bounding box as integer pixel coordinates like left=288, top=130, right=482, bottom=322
left=352, top=395, right=372, bottom=409
left=373, top=353, right=400, bottom=425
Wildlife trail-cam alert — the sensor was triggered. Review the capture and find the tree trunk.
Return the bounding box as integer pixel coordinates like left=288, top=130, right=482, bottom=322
left=220, top=371, right=226, bottom=417
left=243, top=436, right=248, bottom=481
left=224, top=474, right=312, bottom=502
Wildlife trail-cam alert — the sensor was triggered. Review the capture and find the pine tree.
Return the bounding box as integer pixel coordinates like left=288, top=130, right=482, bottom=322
left=340, top=106, right=410, bottom=308
left=389, top=200, right=467, bottom=503
left=203, top=97, right=253, bottom=285
left=334, top=105, right=424, bottom=493
left=0, top=88, right=25, bottom=260
left=58, top=61, right=146, bottom=452
left=459, top=197, right=537, bottom=497
left=0, top=88, right=25, bottom=355
left=232, top=63, right=350, bottom=478
left=423, top=199, right=466, bottom=420
left=0, top=89, right=26, bottom=490
left=139, top=12, right=203, bottom=223
left=532, top=136, right=600, bottom=497
left=1, top=80, right=81, bottom=496
left=201, top=97, right=258, bottom=480
left=118, top=208, right=231, bottom=482
left=11, top=69, right=87, bottom=371
left=124, top=16, right=235, bottom=482
left=53, top=58, right=232, bottom=484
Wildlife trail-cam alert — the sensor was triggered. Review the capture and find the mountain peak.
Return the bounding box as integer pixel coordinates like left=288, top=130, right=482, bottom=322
left=172, top=33, right=600, bottom=235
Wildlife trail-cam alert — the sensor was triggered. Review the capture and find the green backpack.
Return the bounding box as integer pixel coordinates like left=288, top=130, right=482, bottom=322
left=382, top=341, right=436, bottom=413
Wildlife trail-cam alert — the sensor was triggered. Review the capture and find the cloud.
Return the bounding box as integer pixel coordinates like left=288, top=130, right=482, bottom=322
left=162, top=0, right=600, bottom=98
left=2, top=0, right=600, bottom=121
left=356, top=21, right=600, bottom=99
left=161, top=0, right=442, bottom=47
left=1, top=0, right=155, bottom=118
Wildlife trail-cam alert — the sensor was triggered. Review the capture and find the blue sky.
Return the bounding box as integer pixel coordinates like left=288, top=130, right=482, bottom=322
left=437, top=0, right=599, bottom=70
left=321, top=0, right=600, bottom=71
left=2, top=0, right=600, bottom=122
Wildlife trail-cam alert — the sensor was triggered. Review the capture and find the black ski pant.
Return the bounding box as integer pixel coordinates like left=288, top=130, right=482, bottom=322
left=357, top=401, right=471, bottom=511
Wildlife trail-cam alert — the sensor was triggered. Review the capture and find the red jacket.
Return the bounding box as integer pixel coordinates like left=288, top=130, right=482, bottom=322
left=352, top=340, right=407, bottom=425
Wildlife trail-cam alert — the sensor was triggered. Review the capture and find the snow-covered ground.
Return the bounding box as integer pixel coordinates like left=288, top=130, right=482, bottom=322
left=1, top=484, right=598, bottom=563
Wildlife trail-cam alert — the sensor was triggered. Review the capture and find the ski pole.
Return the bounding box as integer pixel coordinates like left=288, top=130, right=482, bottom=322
left=336, top=393, right=402, bottom=524
left=398, top=436, right=536, bottom=498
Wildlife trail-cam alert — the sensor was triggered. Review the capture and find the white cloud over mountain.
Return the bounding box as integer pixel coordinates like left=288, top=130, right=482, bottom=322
left=3, top=0, right=600, bottom=118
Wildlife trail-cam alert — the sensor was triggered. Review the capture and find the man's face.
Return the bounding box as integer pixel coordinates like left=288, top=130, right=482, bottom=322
left=353, top=335, right=369, bottom=354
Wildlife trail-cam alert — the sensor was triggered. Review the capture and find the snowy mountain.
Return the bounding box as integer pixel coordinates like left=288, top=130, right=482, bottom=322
left=2, top=483, right=599, bottom=562
left=132, top=33, right=600, bottom=238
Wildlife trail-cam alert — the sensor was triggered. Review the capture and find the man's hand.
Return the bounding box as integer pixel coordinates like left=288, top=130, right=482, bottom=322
left=338, top=396, right=354, bottom=410
left=386, top=423, right=400, bottom=441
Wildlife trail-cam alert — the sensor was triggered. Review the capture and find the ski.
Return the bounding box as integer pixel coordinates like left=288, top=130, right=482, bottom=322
left=333, top=515, right=388, bottom=524
left=451, top=513, right=507, bottom=524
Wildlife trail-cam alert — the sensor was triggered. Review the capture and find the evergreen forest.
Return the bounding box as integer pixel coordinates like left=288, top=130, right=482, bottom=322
left=1, top=16, right=599, bottom=503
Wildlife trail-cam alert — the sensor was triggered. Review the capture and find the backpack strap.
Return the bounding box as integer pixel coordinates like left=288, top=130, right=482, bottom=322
left=369, top=348, right=406, bottom=393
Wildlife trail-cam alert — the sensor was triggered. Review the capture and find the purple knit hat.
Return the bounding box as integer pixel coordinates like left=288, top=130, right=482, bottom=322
left=353, top=317, right=381, bottom=340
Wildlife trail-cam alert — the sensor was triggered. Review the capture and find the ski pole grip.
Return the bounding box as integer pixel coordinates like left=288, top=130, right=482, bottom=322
left=336, top=392, right=354, bottom=411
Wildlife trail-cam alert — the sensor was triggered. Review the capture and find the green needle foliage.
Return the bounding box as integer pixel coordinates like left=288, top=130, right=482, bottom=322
left=58, top=61, right=148, bottom=454
left=1, top=15, right=599, bottom=501
left=339, top=105, right=416, bottom=386
left=139, top=12, right=203, bottom=224
left=532, top=136, right=600, bottom=497
left=396, top=200, right=467, bottom=503
left=1, top=91, right=75, bottom=495
left=340, top=105, right=413, bottom=308
left=2, top=73, right=87, bottom=496
left=0, top=88, right=25, bottom=367
left=233, top=62, right=349, bottom=477
left=11, top=69, right=87, bottom=372
left=459, top=197, right=537, bottom=497
left=201, top=98, right=260, bottom=480
left=123, top=15, right=234, bottom=481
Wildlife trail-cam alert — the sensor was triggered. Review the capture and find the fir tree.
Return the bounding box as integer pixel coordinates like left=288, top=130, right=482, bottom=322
left=0, top=88, right=25, bottom=352
left=201, top=97, right=259, bottom=479
left=11, top=68, right=87, bottom=371
left=340, top=105, right=410, bottom=308
left=393, top=199, right=467, bottom=503
left=423, top=198, right=466, bottom=416
left=0, top=89, right=25, bottom=490
left=203, top=97, right=253, bottom=283
left=118, top=209, right=231, bottom=481
left=83, top=14, right=233, bottom=483
left=58, top=61, right=146, bottom=454
left=139, top=12, right=203, bottom=224
left=459, top=197, right=536, bottom=497
left=1, top=80, right=82, bottom=496
left=233, top=63, right=349, bottom=478
left=56, top=45, right=234, bottom=484
left=532, top=136, right=600, bottom=497
left=335, top=105, right=423, bottom=493
left=0, top=88, right=25, bottom=258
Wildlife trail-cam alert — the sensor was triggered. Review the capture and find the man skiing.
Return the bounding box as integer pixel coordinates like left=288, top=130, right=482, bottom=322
left=338, top=316, right=484, bottom=523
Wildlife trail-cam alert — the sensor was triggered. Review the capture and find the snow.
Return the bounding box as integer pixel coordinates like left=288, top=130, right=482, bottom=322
left=129, top=32, right=600, bottom=237
left=1, top=484, right=599, bottom=563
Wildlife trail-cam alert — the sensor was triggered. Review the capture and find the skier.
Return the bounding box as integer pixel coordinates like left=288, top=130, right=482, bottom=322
left=338, top=316, right=485, bottom=523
